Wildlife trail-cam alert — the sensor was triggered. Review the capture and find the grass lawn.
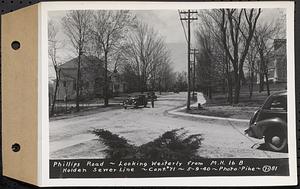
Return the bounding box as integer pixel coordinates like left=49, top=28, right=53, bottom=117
left=187, top=83, right=286, bottom=120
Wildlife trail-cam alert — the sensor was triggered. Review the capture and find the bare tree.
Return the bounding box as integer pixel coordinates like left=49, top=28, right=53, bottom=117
left=174, top=71, right=188, bottom=92
left=245, top=41, right=259, bottom=99
left=91, top=10, right=135, bottom=106
left=62, top=10, right=92, bottom=112
left=196, top=10, right=233, bottom=103
left=253, top=16, right=284, bottom=95
left=196, top=11, right=232, bottom=100
left=220, top=8, right=261, bottom=104
left=122, top=22, right=169, bottom=93
left=154, top=55, right=174, bottom=94
left=48, top=20, right=63, bottom=116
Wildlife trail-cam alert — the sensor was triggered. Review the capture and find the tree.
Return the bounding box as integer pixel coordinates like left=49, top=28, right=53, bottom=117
left=62, top=10, right=92, bottom=112
left=153, top=56, right=175, bottom=94
left=48, top=20, right=63, bottom=116
left=253, top=16, right=285, bottom=95
left=245, top=40, right=259, bottom=99
left=196, top=11, right=232, bottom=100
left=122, top=22, right=170, bottom=93
left=174, top=71, right=188, bottom=91
left=220, top=8, right=261, bottom=104
left=91, top=10, right=135, bottom=106
left=196, top=10, right=234, bottom=103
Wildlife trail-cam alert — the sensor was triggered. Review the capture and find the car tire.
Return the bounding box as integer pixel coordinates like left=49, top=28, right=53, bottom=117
left=124, top=106, right=127, bottom=109
left=264, top=128, right=287, bottom=152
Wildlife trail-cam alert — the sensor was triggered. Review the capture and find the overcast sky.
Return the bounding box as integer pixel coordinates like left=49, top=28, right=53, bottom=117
left=48, top=9, right=285, bottom=79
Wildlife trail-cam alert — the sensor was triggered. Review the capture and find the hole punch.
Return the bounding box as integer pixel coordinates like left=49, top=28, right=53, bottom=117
left=11, top=41, right=20, bottom=50
left=12, top=143, right=21, bottom=152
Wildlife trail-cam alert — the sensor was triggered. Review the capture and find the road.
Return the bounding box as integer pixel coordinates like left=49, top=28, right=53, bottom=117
left=50, top=92, right=288, bottom=159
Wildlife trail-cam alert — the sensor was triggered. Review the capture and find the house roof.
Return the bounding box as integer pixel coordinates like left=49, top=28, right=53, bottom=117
left=59, top=55, right=115, bottom=81
left=59, top=55, right=103, bottom=69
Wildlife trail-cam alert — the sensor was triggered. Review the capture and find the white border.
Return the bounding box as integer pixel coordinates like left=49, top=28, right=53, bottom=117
left=39, top=1, right=297, bottom=187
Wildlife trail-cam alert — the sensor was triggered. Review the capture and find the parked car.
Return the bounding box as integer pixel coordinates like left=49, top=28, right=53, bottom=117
left=245, top=91, right=287, bottom=152
left=173, top=88, right=180, bottom=93
left=147, top=92, right=157, bottom=101
left=123, top=95, right=148, bottom=109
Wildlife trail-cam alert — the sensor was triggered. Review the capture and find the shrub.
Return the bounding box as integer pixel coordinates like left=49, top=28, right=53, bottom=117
left=92, top=128, right=203, bottom=159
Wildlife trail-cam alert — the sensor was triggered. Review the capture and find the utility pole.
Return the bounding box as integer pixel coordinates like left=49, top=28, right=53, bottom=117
left=179, top=10, right=197, bottom=110
left=191, top=48, right=199, bottom=98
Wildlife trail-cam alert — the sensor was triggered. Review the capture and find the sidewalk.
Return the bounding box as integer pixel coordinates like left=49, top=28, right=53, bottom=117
left=168, top=92, right=249, bottom=123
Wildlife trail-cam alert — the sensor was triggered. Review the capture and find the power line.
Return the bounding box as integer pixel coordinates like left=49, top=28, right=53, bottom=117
left=178, top=10, right=188, bottom=44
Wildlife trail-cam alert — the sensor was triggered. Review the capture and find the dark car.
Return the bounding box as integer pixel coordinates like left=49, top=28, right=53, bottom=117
left=245, top=91, right=287, bottom=152
left=123, top=95, right=148, bottom=109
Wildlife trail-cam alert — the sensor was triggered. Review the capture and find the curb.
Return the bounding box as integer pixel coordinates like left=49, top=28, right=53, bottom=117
left=168, top=103, right=249, bottom=123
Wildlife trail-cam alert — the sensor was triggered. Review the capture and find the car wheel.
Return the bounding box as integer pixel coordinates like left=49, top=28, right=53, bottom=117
left=124, top=106, right=127, bottom=109
left=265, top=128, right=287, bottom=152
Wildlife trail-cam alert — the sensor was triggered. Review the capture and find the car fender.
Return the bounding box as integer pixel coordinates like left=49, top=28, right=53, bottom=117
left=255, top=117, right=287, bottom=138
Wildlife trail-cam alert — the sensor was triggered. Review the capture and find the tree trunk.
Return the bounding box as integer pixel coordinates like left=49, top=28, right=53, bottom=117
left=263, top=58, right=270, bottom=96
left=138, top=74, right=142, bottom=93
left=228, top=80, right=233, bottom=104
left=249, top=69, right=254, bottom=99
left=159, top=78, right=162, bottom=95
left=233, top=72, right=240, bottom=104
left=76, top=53, right=81, bottom=112
left=259, top=60, right=264, bottom=93
left=225, top=55, right=233, bottom=104
left=104, top=51, right=109, bottom=106
left=50, top=71, right=60, bottom=116
left=208, top=86, right=212, bottom=99
left=140, top=75, right=145, bottom=93
left=265, top=71, right=270, bottom=96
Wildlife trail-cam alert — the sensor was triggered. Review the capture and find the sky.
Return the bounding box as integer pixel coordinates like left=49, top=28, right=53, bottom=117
left=48, top=9, right=285, bottom=79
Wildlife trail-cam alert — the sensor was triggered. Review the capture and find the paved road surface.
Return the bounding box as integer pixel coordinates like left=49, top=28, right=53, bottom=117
left=50, top=92, right=288, bottom=159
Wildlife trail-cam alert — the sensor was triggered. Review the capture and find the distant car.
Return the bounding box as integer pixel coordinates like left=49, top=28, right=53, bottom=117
left=147, top=92, right=157, bottom=101
left=173, top=89, right=179, bottom=93
left=245, top=91, right=287, bottom=152
left=123, top=95, right=148, bottom=109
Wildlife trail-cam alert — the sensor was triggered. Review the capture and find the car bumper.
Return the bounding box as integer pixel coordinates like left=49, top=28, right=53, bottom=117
left=244, top=123, right=262, bottom=139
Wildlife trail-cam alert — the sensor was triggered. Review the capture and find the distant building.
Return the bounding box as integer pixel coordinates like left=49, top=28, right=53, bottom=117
left=272, top=39, right=287, bottom=83
left=256, top=39, right=287, bottom=84
left=55, top=55, right=127, bottom=101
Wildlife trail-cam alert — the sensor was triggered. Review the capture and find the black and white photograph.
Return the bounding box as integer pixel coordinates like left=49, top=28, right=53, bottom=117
left=44, top=1, right=296, bottom=186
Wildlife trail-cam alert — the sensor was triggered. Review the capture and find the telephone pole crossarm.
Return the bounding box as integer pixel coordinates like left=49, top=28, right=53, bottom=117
left=179, top=11, right=198, bottom=14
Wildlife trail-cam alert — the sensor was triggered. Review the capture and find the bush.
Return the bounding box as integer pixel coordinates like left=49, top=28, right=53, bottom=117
left=91, top=129, right=137, bottom=159
left=92, top=128, right=203, bottom=159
